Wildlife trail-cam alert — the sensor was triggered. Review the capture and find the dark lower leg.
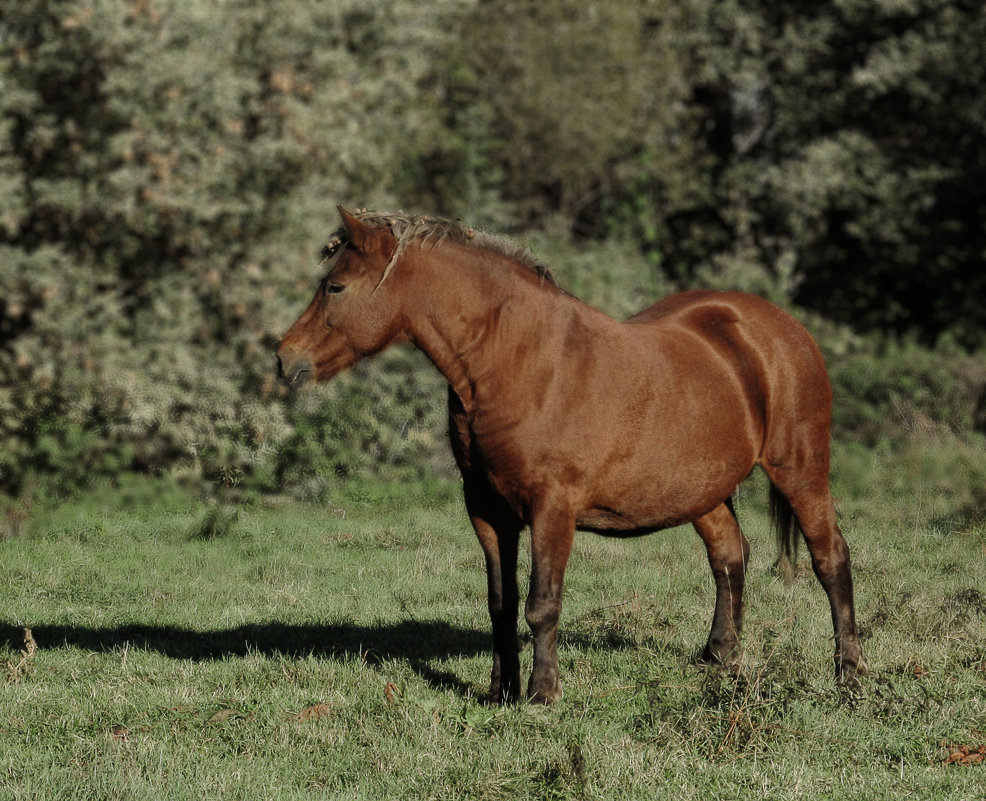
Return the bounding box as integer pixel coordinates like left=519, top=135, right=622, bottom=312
left=788, top=491, right=867, bottom=681
left=695, top=503, right=750, bottom=664
left=702, top=564, right=745, bottom=664
left=525, top=580, right=564, bottom=703
left=525, top=507, right=575, bottom=704
left=486, top=532, right=521, bottom=703
left=809, top=534, right=867, bottom=681
left=464, top=484, right=523, bottom=704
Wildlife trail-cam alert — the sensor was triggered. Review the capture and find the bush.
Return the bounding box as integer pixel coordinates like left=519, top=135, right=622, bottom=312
left=272, top=349, right=452, bottom=502
left=820, top=327, right=986, bottom=446
left=3, top=0, right=985, bottom=504
left=0, top=0, right=465, bottom=497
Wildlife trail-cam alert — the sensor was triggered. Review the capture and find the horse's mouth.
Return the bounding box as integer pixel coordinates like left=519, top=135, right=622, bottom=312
left=287, top=368, right=312, bottom=388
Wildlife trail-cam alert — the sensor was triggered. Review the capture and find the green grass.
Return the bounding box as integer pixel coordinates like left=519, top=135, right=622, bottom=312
left=2, top=460, right=985, bottom=800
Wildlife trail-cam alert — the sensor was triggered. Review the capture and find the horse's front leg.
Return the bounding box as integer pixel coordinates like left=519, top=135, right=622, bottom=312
left=525, top=501, right=576, bottom=704
left=464, top=485, right=523, bottom=704
left=478, top=519, right=522, bottom=704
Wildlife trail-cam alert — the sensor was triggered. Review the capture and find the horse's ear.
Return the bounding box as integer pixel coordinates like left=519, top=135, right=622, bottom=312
left=337, top=206, right=372, bottom=249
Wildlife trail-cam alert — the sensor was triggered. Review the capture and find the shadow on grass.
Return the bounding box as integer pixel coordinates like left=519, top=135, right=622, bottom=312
left=0, top=619, right=489, bottom=696
left=931, top=497, right=986, bottom=534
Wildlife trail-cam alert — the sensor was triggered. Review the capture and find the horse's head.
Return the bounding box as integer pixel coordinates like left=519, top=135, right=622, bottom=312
left=276, top=206, right=404, bottom=387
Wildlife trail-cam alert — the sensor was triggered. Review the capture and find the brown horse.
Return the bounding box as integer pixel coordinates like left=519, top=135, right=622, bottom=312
left=277, top=207, right=867, bottom=704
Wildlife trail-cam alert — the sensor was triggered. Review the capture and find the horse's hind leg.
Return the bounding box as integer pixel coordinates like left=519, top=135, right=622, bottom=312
left=694, top=500, right=751, bottom=665
left=768, top=470, right=867, bottom=682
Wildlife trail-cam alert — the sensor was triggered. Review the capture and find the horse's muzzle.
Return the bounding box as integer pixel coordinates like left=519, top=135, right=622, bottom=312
left=276, top=350, right=314, bottom=388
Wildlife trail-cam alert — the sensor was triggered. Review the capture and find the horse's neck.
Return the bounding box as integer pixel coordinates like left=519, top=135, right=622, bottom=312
left=403, top=247, right=562, bottom=409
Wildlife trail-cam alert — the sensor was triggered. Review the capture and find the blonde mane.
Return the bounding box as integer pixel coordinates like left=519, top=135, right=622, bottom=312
left=323, top=210, right=557, bottom=287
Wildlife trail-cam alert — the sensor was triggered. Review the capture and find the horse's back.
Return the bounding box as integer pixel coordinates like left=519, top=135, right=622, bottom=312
left=628, top=289, right=793, bottom=333
left=628, top=290, right=823, bottom=370
left=626, top=289, right=832, bottom=443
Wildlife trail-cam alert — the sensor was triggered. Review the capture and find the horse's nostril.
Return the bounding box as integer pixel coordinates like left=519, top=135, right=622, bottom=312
left=275, top=350, right=314, bottom=387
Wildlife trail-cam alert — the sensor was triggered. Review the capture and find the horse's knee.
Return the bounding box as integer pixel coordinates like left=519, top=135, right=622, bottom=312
left=525, top=594, right=560, bottom=633
left=804, top=528, right=852, bottom=580
left=695, top=503, right=749, bottom=577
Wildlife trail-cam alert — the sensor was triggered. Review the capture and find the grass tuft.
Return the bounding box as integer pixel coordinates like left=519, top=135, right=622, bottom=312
left=188, top=503, right=240, bottom=541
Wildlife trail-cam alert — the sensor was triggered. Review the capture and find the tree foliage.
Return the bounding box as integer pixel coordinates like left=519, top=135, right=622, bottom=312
left=0, top=0, right=462, bottom=495
left=1, top=0, right=984, bottom=499
left=687, top=0, right=986, bottom=342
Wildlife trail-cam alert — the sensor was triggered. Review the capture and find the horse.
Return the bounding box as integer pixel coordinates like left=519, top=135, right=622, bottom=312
left=276, top=206, right=867, bottom=704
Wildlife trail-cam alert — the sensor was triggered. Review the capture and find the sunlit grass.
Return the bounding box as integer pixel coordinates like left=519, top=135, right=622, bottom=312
left=2, top=466, right=985, bottom=799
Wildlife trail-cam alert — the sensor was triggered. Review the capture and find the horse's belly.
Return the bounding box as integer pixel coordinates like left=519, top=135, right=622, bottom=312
left=575, top=448, right=754, bottom=533
left=576, top=495, right=715, bottom=534
left=576, top=507, right=681, bottom=535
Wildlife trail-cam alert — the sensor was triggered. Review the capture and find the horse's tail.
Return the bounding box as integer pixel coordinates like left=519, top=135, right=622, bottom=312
left=769, top=484, right=800, bottom=585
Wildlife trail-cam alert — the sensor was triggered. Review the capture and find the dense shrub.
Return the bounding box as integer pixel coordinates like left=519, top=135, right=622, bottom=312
left=2, top=0, right=984, bottom=503
left=272, top=349, right=452, bottom=502
left=824, top=334, right=986, bottom=447
left=0, top=0, right=463, bottom=496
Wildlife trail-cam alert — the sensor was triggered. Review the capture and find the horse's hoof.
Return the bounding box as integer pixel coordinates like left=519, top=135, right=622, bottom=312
left=836, top=655, right=869, bottom=686
left=527, top=679, right=562, bottom=705
left=699, top=643, right=738, bottom=667
left=487, top=686, right=521, bottom=706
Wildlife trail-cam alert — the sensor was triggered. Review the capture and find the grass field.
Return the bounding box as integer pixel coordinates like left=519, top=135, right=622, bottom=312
left=2, top=448, right=985, bottom=800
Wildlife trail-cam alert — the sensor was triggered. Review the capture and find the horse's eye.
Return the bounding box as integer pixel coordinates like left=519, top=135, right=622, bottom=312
left=324, top=282, right=345, bottom=296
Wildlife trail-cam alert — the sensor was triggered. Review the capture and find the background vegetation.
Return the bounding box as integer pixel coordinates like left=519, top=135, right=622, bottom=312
left=3, top=0, right=986, bottom=504
left=2, top=2, right=986, bottom=797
